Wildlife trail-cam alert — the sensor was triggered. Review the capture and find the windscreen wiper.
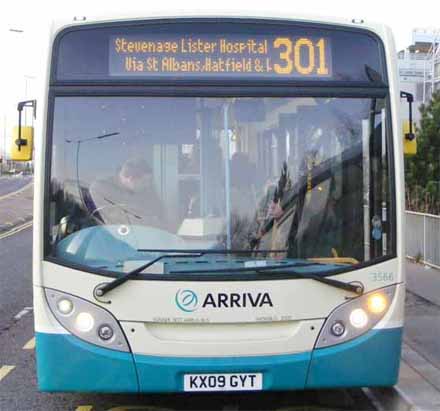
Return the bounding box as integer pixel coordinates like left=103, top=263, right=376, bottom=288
left=95, top=252, right=204, bottom=297
left=94, top=249, right=288, bottom=297
left=169, top=263, right=363, bottom=295
left=257, top=267, right=363, bottom=295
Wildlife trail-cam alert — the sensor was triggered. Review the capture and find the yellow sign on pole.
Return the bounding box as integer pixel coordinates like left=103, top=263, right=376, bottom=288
left=403, top=120, right=417, bottom=155
left=11, top=126, right=33, bottom=161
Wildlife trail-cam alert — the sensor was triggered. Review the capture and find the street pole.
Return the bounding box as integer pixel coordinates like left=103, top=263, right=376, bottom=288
left=432, top=36, right=436, bottom=99
left=23, top=75, right=36, bottom=174
left=423, top=55, right=427, bottom=103
left=1, top=114, right=5, bottom=175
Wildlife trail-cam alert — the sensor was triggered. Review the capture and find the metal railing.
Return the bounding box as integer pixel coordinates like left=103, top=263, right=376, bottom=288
left=406, top=211, right=440, bottom=269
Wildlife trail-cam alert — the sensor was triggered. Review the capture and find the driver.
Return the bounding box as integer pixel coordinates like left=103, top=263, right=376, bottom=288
left=90, top=158, right=166, bottom=228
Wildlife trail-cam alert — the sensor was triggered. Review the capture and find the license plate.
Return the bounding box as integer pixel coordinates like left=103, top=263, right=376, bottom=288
left=184, top=373, right=263, bottom=392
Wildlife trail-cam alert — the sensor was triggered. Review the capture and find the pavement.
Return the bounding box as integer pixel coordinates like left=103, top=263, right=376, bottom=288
left=1, top=181, right=440, bottom=410
left=406, top=261, right=440, bottom=307
left=399, top=261, right=440, bottom=410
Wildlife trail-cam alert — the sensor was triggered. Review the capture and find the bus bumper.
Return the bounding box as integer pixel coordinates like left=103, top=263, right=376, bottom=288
left=306, top=327, right=403, bottom=388
left=35, top=327, right=402, bottom=393
left=35, top=332, right=139, bottom=393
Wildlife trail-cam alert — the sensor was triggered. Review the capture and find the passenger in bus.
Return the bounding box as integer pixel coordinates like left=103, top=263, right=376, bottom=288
left=90, top=159, right=166, bottom=228
left=249, top=163, right=290, bottom=249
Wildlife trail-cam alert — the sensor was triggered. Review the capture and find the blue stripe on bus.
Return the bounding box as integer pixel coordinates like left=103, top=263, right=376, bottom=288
left=35, top=332, right=139, bottom=392
left=306, top=327, right=403, bottom=388
left=35, top=327, right=402, bottom=392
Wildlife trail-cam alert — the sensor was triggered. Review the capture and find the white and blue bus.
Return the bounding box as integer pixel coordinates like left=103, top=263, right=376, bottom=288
left=31, top=13, right=406, bottom=393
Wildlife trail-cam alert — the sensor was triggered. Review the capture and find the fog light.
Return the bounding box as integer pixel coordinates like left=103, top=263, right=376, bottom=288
left=330, top=321, right=346, bottom=337
left=97, top=324, right=114, bottom=341
left=75, top=312, right=95, bottom=332
left=56, top=298, right=73, bottom=315
left=349, top=308, right=368, bottom=328
left=367, top=293, right=388, bottom=314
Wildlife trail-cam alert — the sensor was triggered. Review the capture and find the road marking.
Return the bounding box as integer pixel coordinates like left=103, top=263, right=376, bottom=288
left=23, top=337, right=35, bottom=350
left=106, top=407, right=174, bottom=411
left=0, top=220, right=33, bottom=240
left=14, top=307, right=32, bottom=321
left=14, top=309, right=29, bottom=320
left=0, top=366, right=15, bottom=382
left=75, top=406, right=93, bottom=411
left=0, top=181, right=33, bottom=202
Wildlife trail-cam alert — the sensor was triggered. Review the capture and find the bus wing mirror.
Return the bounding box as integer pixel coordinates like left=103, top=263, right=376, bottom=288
left=11, top=100, right=36, bottom=161
left=400, top=91, right=417, bottom=155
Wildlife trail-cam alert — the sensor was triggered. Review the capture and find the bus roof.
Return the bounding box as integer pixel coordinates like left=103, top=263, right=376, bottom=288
left=49, top=10, right=392, bottom=41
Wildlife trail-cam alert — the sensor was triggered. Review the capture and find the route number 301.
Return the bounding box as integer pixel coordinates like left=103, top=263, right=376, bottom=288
left=273, top=37, right=330, bottom=76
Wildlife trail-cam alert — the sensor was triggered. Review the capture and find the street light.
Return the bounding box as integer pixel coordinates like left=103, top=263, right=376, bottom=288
left=65, top=132, right=120, bottom=214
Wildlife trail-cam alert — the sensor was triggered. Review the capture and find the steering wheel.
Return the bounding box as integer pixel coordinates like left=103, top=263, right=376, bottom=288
left=90, top=202, right=142, bottom=223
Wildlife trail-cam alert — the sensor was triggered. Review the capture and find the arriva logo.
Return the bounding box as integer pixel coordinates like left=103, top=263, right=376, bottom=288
left=175, top=289, right=199, bottom=312
left=175, top=290, right=274, bottom=312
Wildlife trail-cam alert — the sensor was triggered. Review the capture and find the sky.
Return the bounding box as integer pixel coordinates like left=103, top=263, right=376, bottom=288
left=0, top=0, right=439, bottom=155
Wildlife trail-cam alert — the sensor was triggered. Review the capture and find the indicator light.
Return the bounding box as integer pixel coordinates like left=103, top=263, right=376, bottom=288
left=367, top=293, right=388, bottom=314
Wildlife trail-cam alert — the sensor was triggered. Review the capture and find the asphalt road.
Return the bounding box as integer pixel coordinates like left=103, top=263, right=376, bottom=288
left=0, top=227, right=33, bottom=331
left=0, top=176, right=32, bottom=198
left=0, top=227, right=382, bottom=411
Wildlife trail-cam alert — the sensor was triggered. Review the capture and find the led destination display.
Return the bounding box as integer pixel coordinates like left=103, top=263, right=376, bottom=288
left=109, top=34, right=332, bottom=79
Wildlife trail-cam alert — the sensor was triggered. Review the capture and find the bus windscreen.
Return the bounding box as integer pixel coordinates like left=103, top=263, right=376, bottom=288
left=54, top=20, right=385, bottom=83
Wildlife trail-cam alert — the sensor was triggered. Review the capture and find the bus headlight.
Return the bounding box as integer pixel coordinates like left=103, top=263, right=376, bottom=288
left=75, top=312, right=95, bottom=333
left=349, top=308, right=368, bottom=328
left=315, top=285, right=396, bottom=348
left=45, top=288, right=130, bottom=352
